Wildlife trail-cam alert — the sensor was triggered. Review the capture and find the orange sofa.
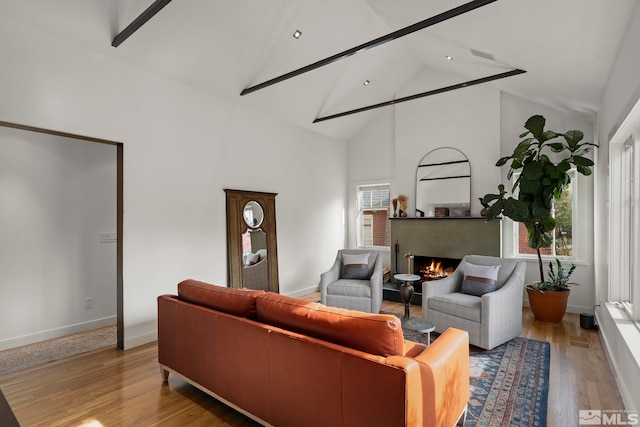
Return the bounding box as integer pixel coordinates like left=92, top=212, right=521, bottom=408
left=158, top=279, right=469, bottom=427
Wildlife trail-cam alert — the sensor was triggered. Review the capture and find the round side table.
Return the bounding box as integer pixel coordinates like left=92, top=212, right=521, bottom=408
left=394, top=273, right=421, bottom=318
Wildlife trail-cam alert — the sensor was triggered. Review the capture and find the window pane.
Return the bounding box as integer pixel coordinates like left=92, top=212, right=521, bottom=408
left=357, top=184, right=391, bottom=248
left=515, top=177, right=574, bottom=257
left=554, top=183, right=573, bottom=256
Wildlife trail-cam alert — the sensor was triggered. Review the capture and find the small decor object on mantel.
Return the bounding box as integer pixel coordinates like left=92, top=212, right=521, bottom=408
left=434, top=207, right=449, bottom=217
left=480, top=114, right=596, bottom=322
left=392, top=197, right=398, bottom=217
left=397, top=195, right=408, bottom=217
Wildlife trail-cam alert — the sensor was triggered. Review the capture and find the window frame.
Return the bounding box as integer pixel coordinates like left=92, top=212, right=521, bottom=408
left=609, top=116, right=640, bottom=326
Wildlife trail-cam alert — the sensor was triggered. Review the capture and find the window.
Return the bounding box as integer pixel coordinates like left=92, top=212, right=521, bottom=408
left=609, top=116, right=640, bottom=325
left=514, top=170, right=577, bottom=258
left=357, top=184, right=391, bottom=248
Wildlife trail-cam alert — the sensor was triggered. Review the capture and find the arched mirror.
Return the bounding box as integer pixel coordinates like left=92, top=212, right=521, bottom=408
left=225, top=189, right=278, bottom=292
left=415, top=148, right=471, bottom=217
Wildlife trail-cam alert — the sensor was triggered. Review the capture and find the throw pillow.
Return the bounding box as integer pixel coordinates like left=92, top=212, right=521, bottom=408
left=245, top=252, right=260, bottom=265
left=342, top=253, right=371, bottom=280
left=461, top=262, right=501, bottom=296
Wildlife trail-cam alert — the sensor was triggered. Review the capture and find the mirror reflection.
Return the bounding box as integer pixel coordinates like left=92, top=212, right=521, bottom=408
left=243, top=200, right=264, bottom=228
left=242, top=229, right=268, bottom=291
left=415, top=148, right=471, bottom=217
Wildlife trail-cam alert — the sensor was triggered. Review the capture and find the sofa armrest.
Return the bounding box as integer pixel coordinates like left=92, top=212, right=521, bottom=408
left=386, top=328, right=469, bottom=427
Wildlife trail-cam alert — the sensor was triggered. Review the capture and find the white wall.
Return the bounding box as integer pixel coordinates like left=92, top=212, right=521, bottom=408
left=500, top=93, right=596, bottom=314
left=394, top=72, right=501, bottom=218
left=0, top=127, right=117, bottom=350
left=0, top=16, right=346, bottom=349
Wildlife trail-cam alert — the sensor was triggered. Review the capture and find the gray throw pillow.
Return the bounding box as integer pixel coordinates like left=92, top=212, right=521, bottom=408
left=342, top=253, right=371, bottom=280
left=461, top=263, right=501, bottom=296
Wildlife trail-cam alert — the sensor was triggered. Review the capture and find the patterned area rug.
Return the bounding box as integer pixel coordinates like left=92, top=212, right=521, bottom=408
left=405, top=332, right=550, bottom=427
left=0, top=325, right=116, bottom=375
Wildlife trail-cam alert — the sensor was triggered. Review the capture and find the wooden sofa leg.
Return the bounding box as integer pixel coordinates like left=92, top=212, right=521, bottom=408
left=160, top=367, right=169, bottom=383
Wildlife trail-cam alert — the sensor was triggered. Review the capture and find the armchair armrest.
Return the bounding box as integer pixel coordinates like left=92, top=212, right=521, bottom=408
left=481, top=261, right=526, bottom=321
left=368, top=255, right=384, bottom=313
left=320, top=256, right=341, bottom=304
left=422, top=269, right=463, bottom=297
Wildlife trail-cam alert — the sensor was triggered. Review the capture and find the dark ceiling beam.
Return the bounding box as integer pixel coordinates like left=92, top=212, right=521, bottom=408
left=313, top=68, right=526, bottom=123
left=240, top=0, right=498, bottom=96
left=112, top=0, right=173, bottom=47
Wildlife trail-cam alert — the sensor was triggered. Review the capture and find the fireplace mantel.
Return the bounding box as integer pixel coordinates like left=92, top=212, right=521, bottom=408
left=390, top=217, right=502, bottom=275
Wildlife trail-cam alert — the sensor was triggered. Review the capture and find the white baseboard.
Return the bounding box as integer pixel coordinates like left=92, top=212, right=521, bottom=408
left=123, top=330, right=157, bottom=350
left=286, top=285, right=320, bottom=299
left=0, top=316, right=117, bottom=351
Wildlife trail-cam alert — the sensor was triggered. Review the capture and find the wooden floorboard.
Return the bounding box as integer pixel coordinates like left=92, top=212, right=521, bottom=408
left=0, top=293, right=625, bottom=426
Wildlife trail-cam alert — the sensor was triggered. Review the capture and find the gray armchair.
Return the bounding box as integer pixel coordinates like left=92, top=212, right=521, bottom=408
left=320, top=249, right=383, bottom=313
left=422, top=255, right=526, bottom=350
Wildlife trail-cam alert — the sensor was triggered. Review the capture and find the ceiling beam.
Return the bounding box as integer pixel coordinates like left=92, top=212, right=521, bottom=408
left=313, top=68, right=526, bottom=123
left=112, top=0, right=173, bottom=47
left=240, top=0, right=498, bottom=96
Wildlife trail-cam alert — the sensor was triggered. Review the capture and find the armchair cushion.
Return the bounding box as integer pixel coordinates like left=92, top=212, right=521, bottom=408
left=342, top=252, right=371, bottom=279
left=428, top=293, right=481, bottom=322
left=461, top=263, right=501, bottom=296
left=327, top=279, right=372, bottom=298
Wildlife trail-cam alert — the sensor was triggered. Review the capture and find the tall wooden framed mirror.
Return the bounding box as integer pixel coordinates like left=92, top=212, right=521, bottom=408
left=224, top=189, right=279, bottom=292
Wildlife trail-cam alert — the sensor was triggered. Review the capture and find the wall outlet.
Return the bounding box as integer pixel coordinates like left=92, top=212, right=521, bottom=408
left=99, top=232, right=117, bottom=243
left=85, top=297, right=93, bottom=309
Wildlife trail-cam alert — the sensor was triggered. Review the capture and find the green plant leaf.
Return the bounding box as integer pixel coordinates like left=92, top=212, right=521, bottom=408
left=571, top=156, right=594, bottom=167
left=501, top=198, right=529, bottom=222
left=563, top=130, right=584, bottom=148
left=496, top=156, right=511, bottom=167
left=576, top=165, right=593, bottom=176
left=524, top=115, right=546, bottom=139
left=548, top=143, right=565, bottom=152
left=538, top=130, right=559, bottom=142
left=521, top=161, right=544, bottom=179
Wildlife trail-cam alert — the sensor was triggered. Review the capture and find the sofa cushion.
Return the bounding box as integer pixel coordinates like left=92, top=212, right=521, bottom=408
left=461, top=263, right=501, bottom=296
left=428, top=293, right=481, bottom=322
left=342, top=253, right=371, bottom=279
left=178, top=279, right=265, bottom=318
left=256, top=293, right=404, bottom=357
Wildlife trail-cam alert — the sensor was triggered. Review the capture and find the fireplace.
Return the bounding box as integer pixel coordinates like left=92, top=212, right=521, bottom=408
left=383, top=217, right=502, bottom=306
left=413, top=255, right=461, bottom=282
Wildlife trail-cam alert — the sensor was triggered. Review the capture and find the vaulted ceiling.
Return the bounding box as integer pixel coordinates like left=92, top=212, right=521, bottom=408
left=1, top=0, right=637, bottom=140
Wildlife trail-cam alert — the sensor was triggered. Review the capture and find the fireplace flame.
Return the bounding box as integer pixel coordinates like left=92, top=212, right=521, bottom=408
left=417, top=258, right=453, bottom=281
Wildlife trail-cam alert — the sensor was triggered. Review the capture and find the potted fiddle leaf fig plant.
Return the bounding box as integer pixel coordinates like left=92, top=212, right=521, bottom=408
left=480, top=114, right=596, bottom=322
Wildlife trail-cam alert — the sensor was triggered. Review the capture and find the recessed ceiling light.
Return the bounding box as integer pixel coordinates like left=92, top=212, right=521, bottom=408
left=445, top=55, right=454, bottom=61
left=363, top=80, right=370, bottom=86
left=293, top=30, right=302, bottom=39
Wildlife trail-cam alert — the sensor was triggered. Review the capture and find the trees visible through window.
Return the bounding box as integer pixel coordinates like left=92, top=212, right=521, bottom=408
left=515, top=171, right=576, bottom=258
left=357, top=184, right=391, bottom=248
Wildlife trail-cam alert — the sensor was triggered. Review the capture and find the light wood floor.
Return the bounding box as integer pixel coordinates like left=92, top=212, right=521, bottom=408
left=0, top=294, right=624, bottom=426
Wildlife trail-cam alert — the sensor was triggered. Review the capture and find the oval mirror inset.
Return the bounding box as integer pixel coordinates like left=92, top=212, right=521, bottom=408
left=243, top=200, right=264, bottom=228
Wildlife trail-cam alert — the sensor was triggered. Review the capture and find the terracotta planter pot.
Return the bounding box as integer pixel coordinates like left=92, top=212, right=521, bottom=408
left=526, top=286, right=570, bottom=322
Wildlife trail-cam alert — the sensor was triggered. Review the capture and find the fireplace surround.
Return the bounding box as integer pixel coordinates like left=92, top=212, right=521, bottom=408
left=383, top=217, right=501, bottom=305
